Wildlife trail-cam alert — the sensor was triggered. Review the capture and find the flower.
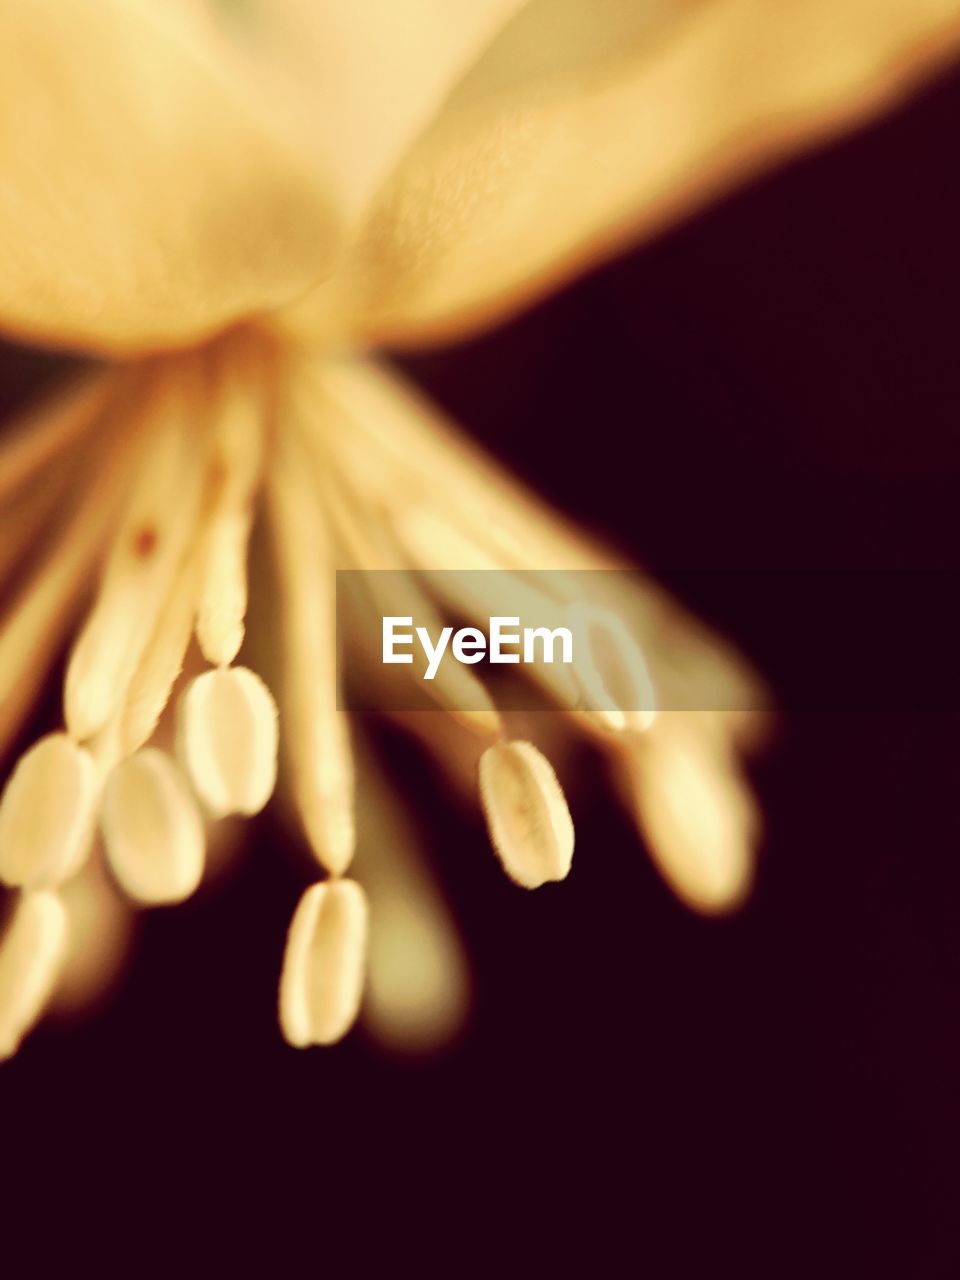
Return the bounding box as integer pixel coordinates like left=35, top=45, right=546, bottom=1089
left=0, top=0, right=957, bottom=1060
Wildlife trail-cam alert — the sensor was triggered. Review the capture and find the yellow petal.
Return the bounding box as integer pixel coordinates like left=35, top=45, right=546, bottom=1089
left=218, top=0, right=526, bottom=221
left=301, top=0, right=960, bottom=345
left=0, top=0, right=337, bottom=354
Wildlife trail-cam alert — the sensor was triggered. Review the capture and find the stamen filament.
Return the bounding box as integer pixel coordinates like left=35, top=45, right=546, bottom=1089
left=64, top=364, right=209, bottom=741
left=196, top=354, right=267, bottom=666
left=0, top=416, right=140, bottom=759
left=353, top=741, right=470, bottom=1051
left=268, top=423, right=355, bottom=875
left=623, top=713, right=758, bottom=912
left=0, top=371, right=114, bottom=506
left=0, top=892, right=67, bottom=1061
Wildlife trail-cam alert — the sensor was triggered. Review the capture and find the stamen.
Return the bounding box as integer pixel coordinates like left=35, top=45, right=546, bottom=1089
left=0, top=424, right=139, bottom=759
left=0, top=371, right=113, bottom=506
left=391, top=709, right=487, bottom=803
left=195, top=357, right=266, bottom=666
left=315, top=355, right=765, bottom=738
left=0, top=454, right=75, bottom=593
left=99, top=749, right=205, bottom=905
left=353, top=743, right=470, bottom=1051
left=197, top=513, right=252, bottom=666
left=268, top=426, right=355, bottom=874
left=177, top=666, right=278, bottom=818
left=310, top=438, right=501, bottom=736
left=478, top=740, right=574, bottom=889
left=64, top=367, right=208, bottom=741
left=566, top=601, right=657, bottom=733
left=278, top=879, right=368, bottom=1048
left=116, top=544, right=205, bottom=757
left=318, top=357, right=602, bottom=572
left=390, top=504, right=583, bottom=710
left=625, top=715, right=757, bottom=913
left=52, top=858, right=133, bottom=1016
left=0, top=734, right=98, bottom=889
left=0, top=891, right=68, bottom=1061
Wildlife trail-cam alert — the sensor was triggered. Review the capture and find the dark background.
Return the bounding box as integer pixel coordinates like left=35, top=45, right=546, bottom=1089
left=2, top=63, right=960, bottom=1277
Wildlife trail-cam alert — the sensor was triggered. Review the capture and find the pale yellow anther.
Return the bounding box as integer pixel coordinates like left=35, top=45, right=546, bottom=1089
left=0, top=891, right=68, bottom=1061
left=629, top=718, right=756, bottom=913
left=279, top=879, right=368, bottom=1048
left=177, top=666, right=278, bottom=818
left=0, top=733, right=98, bottom=889
left=479, top=740, right=574, bottom=889
left=100, top=749, right=205, bottom=905
left=268, top=426, right=356, bottom=875
left=567, top=601, right=657, bottom=733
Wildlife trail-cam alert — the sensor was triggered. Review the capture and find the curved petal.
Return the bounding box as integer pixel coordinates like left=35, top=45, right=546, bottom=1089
left=295, top=0, right=960, bottom=346
left=209, top=0, right=528, bottom=222
left=0, top=0, right=338, bottom=355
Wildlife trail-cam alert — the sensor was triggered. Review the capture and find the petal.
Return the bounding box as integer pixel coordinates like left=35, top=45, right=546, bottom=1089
left=213, top=0, right=527, bottom=221
left=301, top=0, right=960, bottom=345
left=0, top=0, right=337, bottom=354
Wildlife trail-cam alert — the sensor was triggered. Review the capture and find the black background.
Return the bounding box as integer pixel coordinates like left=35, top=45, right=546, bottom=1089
left=2, top=64, right=960, bottom=1277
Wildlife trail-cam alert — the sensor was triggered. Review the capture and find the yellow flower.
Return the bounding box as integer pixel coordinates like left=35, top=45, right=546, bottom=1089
left=0, top=0, right=957, bottom=1060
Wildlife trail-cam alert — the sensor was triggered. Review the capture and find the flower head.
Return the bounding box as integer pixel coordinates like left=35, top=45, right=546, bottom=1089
left=0, top=0, right=957, bottom=1059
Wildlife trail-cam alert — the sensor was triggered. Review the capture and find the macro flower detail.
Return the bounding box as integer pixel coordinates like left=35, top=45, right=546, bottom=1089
left=1, top=0, right=959, bottom=1061
left=479, top=741, right=575, bottom=890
